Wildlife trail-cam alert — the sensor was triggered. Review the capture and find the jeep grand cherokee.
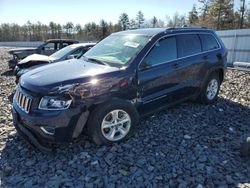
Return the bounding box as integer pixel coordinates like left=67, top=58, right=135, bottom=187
left=12, top=28, right=227, bottom=151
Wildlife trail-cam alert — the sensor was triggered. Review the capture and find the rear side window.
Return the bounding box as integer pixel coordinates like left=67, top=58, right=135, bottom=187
left=143, top=37, right=177, bottom=66
left=177, top=34, right=201, bottom=58
left=199, top=34, right=220, bottom=51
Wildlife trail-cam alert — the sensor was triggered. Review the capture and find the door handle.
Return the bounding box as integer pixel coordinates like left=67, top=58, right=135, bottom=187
left=203, top=55, right=208, bottom=60
left=172, top=63, right=179, bottom=69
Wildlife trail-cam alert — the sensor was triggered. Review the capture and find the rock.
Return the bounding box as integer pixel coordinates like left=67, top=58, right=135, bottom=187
left=184, top=135, right=192, bottom=139
left=3, top=165, right=13, bottom=176
left=119, top=169, right=128, bottom=176
left=104, top=153, right=113, bottom=166
left=155, top=175, right=163, bottom=181
left=178, top=182, right=187, bottom=188
left=79, top=151, right=90, bottom=159
left=196, top=184, right=203, bottom=188
left=225, top=175, right=234, bottom=184
left=198, top=155, right=207, bottom=162
left=218, top=108, right=224, bottom=112
left=147, top=165, right=155, bottom=172
left=229, top=127, right=234, bottom=132
left=25, top=160, right=35, bottom=167
left=24, top=180, right=33, bottom=188
left=91, top=160, right=99, bottom=165
left=8, top=175, right=24, bottom=185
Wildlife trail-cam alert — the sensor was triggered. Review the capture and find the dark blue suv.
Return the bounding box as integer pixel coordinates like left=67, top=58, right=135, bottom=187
left=12, top=28, right=227, bottom=151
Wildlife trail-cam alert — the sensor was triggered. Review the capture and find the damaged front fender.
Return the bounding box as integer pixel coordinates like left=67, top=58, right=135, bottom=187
left=48, top=75, right=137, bottom=108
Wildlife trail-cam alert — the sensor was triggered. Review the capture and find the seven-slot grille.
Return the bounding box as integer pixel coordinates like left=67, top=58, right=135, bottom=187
left=15, top=90, right=32, bottom=113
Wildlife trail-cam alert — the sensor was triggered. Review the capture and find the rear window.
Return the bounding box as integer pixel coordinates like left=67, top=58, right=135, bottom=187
left=199, top=34, right=220, bottom=51
left=177, top=34, right=201, bottom=58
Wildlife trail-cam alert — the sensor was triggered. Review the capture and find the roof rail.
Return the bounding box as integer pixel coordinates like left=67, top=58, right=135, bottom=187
left=165, top=26, right=208, bottom=32
left=181, top=25, right=208, bottom=29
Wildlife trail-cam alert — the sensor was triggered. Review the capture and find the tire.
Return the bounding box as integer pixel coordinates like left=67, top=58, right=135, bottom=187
left=199, top=72, right=221, bottom=104
left=240, top=137, right=250, bottom=157
left=87, top=99, right=139, bottom=145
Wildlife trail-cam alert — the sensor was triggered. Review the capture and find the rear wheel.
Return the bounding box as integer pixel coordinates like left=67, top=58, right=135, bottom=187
left=87, top=100, right=139, bottom=145
left=199, top=73, right=221, bottom=104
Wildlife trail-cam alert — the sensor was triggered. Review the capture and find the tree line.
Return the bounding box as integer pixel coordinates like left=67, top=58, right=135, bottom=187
left=0, top=0, right=250, bottom=42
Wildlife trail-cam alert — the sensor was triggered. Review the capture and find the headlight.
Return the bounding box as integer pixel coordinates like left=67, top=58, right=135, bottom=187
left=39, top=96, right=72, bottom=110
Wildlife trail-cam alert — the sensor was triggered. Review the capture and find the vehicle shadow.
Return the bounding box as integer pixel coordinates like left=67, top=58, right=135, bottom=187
left=1, top=69, right=14, bottom=77
left=1, top=97, right=250, bottom=187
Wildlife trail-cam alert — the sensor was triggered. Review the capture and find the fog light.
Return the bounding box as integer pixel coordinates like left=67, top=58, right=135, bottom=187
left=40, top=126, right=55, bottom=135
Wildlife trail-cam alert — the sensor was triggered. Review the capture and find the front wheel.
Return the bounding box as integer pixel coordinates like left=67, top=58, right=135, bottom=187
left=199, top=73, right=221, bottom=104
left=87, top=100, right=139, bottom=145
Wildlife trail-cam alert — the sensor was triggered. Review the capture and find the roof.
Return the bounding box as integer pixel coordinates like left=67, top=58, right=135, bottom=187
left=45, top=39, right=79, bottom=43
left=113, top=27, right=214, bottom=37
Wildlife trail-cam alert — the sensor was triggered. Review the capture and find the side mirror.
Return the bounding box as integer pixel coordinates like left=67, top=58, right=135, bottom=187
left=139, top=61, right=151, bottom=70
left=66, top=55, right=75, bottom=60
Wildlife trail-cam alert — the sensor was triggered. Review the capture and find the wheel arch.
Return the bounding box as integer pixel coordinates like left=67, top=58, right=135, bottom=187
left=204, top=67, right=225, bottom=85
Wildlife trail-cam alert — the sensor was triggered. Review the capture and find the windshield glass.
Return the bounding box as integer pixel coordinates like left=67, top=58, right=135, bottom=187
left=50, top=45, right=76, bottom=59
left=82, top=34, right=150, bottom=66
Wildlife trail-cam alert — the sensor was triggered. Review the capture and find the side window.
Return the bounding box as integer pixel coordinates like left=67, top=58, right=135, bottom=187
left=43, top=42, right=55, bottom=50
left=71, top=48, right=87, bottom=58
left=143, top=37, right=177, bottom=67
left=177, top=34, right=201, bottom=58
left=63, top=42, right=69, bottom=48
left=199, top=34, right=220, bottom=51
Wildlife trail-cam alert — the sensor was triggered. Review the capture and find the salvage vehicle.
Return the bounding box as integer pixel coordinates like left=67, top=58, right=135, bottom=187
left=12, top=27, right=227, bottom=151
left=14, top=43, right=96, bottom=83
left=8, top=39, right=79, bottom=69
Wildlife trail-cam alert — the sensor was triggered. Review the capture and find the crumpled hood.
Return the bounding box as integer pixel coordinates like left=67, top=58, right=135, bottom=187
left=17, top=54, right=55, bottom=66
left=8, top=47, right=38, bottom=54
left=20, top=58, right=120, bottom=94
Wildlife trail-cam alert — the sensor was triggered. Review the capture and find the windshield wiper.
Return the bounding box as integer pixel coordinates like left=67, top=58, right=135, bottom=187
left=83, top=56, right=109, bottom=66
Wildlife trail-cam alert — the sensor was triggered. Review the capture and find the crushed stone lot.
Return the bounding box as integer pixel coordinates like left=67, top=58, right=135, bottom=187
left=0, top=46, right=250, bottom=188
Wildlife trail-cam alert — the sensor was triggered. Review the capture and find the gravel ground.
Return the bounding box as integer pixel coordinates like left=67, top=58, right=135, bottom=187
left=0, top=46, right=250, bottom=188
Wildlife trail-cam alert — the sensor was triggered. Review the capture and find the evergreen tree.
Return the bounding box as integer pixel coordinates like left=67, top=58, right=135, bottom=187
left=189, top=5, right=199, bottom=25
left=119, top=13, right=130, bottom=30
left=152, top=16, right=158, bottom=28
left=64, top=22, right=74, bottom=38
left=130, top=19, right=137, bottom=29
left=100, top=19, right=109, bottom=39
left=136, top=11, right=145, bottom=28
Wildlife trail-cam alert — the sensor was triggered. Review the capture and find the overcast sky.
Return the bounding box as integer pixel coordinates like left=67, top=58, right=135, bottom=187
left=0, top=0, right=243, bottom=25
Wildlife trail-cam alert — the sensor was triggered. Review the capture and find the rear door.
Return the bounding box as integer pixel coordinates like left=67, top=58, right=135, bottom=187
left=172, top=33, right=204, bottom=100
left=198, top=33, right=221, bottom=78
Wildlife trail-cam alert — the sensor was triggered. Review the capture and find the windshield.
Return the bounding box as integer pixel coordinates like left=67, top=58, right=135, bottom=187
left=50, top=45, right=76, bottom=59
left=82, top=34, right=150, bottom=66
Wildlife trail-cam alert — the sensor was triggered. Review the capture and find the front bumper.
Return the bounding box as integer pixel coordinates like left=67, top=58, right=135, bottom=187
left=12, top=102, right=89, bottom=151
left=8, top=59, right=19, bottom=69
